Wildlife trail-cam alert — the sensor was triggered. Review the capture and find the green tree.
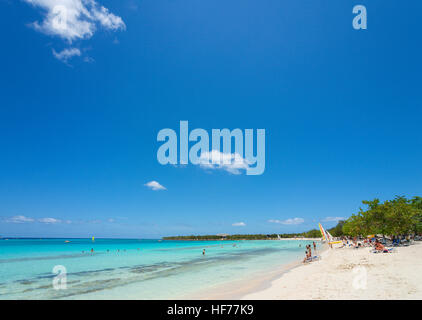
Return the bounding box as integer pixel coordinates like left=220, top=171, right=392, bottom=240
left=342, top=214, right=366, bottom=236
left=410, top=196, right=422, bottom=233
left=328, top=220, right=345, bottom=237
left=342, top=196, right=420, bottom=237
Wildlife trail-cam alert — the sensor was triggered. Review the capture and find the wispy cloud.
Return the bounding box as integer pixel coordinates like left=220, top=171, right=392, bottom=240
left=323, top=216, right=345, bottom=222
left=197, top=150, right=251, bottom=175
left=232, top=222, right=246, bottom=227
left=52, top=47, right=81, bottom=63
left=4, top=215, right=35, bottom=223
left=23, top=0, right=126, bottom=62
left=38, top=217, right=61, bottom=224
left=268, top=218, right=305, bottom=225
left=144, top=181, right=167, bottom=191
left=3, top=215, right=66, bottom=224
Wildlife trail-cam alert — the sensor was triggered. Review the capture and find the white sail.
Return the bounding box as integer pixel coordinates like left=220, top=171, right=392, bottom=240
left=319, top=223, right=342, bottom=248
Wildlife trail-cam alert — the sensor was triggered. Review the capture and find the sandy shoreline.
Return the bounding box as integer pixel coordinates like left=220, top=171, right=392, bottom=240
left=186, top=242, right=328, bottom=300
left=241, top=242, right=422, bottom=300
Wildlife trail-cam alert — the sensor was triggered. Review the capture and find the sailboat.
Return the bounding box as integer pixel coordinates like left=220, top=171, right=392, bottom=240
left=318, top=223, right=342, bottom=247
left=277, top=234, right=282, bottom=240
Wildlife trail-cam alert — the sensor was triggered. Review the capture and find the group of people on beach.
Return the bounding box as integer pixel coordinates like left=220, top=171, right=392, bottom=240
left=81, top=248, right=142, bottom=255
left=302, top=242, right=317, bottom=263
left=337, top=235, right=420, bottom=253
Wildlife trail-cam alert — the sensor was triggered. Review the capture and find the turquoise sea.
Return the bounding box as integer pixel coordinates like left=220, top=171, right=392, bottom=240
left=0, top=238, right=318, bottom=299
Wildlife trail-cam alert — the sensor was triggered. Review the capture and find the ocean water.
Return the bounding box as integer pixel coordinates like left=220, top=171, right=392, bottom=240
left=0, top=238, right=319, bottom=299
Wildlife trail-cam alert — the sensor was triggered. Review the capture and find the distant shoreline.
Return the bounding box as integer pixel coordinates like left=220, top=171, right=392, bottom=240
left=163, top=237, right=322, bottom=241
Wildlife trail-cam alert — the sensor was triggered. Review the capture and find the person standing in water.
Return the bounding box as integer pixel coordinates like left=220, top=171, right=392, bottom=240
left=202, top=249, right=205, bottom=255
left=313, top=241, right=316, bottom=252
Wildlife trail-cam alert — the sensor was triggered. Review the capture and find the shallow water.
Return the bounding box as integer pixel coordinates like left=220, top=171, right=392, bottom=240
left=0, top=238, right=319, bottom=299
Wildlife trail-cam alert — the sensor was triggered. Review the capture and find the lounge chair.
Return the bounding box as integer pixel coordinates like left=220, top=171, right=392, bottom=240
left=371, top=247, right=395, bottom=253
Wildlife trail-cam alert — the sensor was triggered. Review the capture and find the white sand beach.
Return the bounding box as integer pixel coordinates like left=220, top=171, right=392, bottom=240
left=242, top=242, right=422, bottom=300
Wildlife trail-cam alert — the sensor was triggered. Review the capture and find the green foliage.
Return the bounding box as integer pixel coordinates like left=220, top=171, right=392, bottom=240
left=327, top=220, right=345, bottom=237
left=163, top=231, right=319, bottom=241
left=410, top=196, right=422, bottom=233
left=342, top=196, right=421, bottom=236
left=302, top=229, right=321, bottom=238
left=342, top=214, right=366, bottom=236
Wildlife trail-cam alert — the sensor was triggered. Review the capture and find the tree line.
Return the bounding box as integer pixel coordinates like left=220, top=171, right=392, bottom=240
left=163, top=196, right=422, bottom=241
left=341, top=196, right=422, bottom=237
left=163, top=231, right=322, bottom=241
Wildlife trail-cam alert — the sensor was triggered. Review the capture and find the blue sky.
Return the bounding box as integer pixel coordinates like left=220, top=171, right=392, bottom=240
left=0, top=0, right=421, bottom=238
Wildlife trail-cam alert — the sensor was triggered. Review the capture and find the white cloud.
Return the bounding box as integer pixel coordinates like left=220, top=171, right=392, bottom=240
left=268, top=218, right=305, bottom=225
left=323, top=217, right=345, bottom=222
left=144, top=181, right=167, bottom=191
left=23, top=0, right=125, bottom=62
left=24, top=0, right=126, bottom=42
left=38, top=217, right=61, bottom=224
left=52, top=47, right=81, bottom=62
left=232, top=222, right=246, bottom=227
left=198, top=150, right=251, bottom=175
left=5, top=215, right=35, bottom=223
